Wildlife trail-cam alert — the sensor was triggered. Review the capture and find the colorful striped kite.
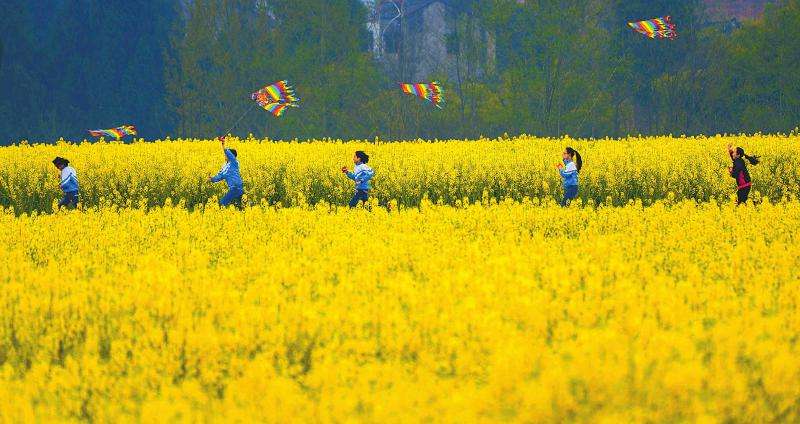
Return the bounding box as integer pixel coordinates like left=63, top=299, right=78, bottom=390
left=628, top=16, right=677, bottom=40
left=251, top=80, right=299, bottom=106
left=250, top=80, right=300, bottom=117
left=399, top=82, right=444, bottom=109
left=261, top=102, right=297, bottom=118
left=88, top=125, right=137, bottom=140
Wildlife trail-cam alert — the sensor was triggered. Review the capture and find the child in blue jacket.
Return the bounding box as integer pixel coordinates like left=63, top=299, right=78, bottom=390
left=557, top=147, right=582, bottom=207
left=209, top=137, right=244, bottom=208
left=341, top=151, right=374, bottom=208
left=52, top=156, right=79, bottom=209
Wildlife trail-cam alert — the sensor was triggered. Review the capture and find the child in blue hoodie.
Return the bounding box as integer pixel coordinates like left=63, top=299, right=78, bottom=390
left=557, top=147, right=582, bottom=207
left=341, top=151, right=374, bottom=208
left=209, top=137, right=244, bottom=208
left=52, top=156, right=79, bottom=209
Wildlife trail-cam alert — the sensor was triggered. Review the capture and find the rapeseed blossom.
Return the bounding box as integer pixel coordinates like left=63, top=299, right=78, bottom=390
left=0, top=200, right=798, bottom=421
left=1, top=135, right=797, bottom=213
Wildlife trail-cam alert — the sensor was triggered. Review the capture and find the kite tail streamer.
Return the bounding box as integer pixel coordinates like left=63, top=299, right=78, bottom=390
left=88, top=125, right=137, bottom=140
left=399, top=81, right=445, bottom=108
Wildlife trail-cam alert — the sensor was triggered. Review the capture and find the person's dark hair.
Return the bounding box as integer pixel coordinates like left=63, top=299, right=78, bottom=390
left=736, top=147, right=759, bottom=165
left=52, top=157, right=69, bottom=167
left=229, top=149, right=238, bottom=158
left=355, top=150, right=369, bottom=163
left=566, top=147, right=582, bottom=172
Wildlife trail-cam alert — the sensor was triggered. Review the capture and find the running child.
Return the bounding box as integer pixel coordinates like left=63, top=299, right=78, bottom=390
left=209, top=136, right=244, bottom=208
left=727, top=143, right=759, bottom=205
left=341, top=151, right=374, bottom=208
left=557, top=147, right=582, bottom=207
left=52, top=157, right=79, bottom=209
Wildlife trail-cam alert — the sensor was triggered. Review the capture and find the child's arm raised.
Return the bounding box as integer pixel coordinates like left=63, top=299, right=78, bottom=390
left=218, top=137, right=237, bottom=162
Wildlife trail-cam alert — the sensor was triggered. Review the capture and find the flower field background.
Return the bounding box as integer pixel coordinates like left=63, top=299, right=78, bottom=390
left=0, top=202, right=799, bottom=421
left=1, top=135, right=799, bottom=213
left=1, top=136, right=800, bottom=422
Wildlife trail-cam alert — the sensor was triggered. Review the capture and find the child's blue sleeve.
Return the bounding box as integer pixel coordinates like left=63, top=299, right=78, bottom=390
left=210, top=170, right=225, bottom=183
left=346, top=171, right=357, bottom=181
left=224, top=149, right=237, bottom=162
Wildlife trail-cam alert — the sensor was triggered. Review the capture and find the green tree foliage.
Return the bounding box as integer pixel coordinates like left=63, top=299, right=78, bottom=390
left=2, top=0, right=800, bottom=144
left=606, top=0, right=705, bottom=135
left=0, top=0, right=57, bottom=143
left=0, top=0, right=176, bottom=144
left=711, top=0, right=800, bottom=133
left=167, top=0, right=384, bottom=140
left=481, top=0, right=615, bottom=137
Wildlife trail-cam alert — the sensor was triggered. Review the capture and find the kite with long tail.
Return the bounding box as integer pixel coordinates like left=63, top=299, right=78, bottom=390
left=251, top=80, right=300, bottom=117
left=88, top=125, right=137, bottom=140
left=399, top=82, right=444, bottom=109
left=220, top=80, right=300, bottom=136
left=628, top=16, right=677, bottom=40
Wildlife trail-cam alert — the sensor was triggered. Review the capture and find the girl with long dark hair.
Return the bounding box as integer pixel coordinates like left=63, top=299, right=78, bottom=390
left=557, top=147, right=582, bottom=207
left=727, top=144, right=759, bottom=205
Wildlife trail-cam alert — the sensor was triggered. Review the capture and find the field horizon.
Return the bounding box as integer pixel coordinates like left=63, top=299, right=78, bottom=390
left=2, top=134, right=798, bottom=214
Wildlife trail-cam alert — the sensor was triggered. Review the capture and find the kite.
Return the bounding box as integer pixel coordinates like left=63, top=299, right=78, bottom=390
left=221, top=80, right=299, bottom=134
left=260, top=102, right=294, bottom=118
left=399, top=82, right=444, bottom=109
left=88, top=125, right=137, bottom=140
left=628, top=16, right=677, bottom=40
left=250, top=80, right=299, bottom=117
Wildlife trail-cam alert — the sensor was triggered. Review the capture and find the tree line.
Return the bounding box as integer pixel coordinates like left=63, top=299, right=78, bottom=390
left=0, top=0, right=798, bottom=145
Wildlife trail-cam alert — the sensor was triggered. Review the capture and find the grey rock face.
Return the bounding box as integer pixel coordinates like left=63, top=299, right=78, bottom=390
left=368, top=0, right=494, bottom=82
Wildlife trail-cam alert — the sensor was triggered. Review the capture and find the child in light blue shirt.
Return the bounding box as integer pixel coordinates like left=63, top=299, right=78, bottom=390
left=557, top=147, right=582, bottom=207
left=53, top=156, right=79, bottom=209
left=341, top=151, right=374, bottom=208
left=209, top=137, right=244, bottom=208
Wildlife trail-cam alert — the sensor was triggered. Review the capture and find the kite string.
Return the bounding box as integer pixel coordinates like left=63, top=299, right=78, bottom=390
left=380, top=1, right=403, bottom=39
left=223, top=103, right=256, bottom=136
left=577, top=67, right=619, bottom=133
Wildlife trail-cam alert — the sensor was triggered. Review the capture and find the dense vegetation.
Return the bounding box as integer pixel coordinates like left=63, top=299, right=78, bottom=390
left=1, top=0, right=798, bottom=144
left=2, top=201, right=800, bottom=421
left=2, top=135, right=798, bottom=214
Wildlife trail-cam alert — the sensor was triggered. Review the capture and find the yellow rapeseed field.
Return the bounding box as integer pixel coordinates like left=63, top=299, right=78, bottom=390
left=1, top=200, right=799, bottom=422
left=1, top=135, right=798, bottom=213
left=1, top=136, right=799, bottom=422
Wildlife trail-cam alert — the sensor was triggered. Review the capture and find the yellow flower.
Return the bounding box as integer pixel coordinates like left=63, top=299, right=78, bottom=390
left=0, top=136, right=798, bottom=421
